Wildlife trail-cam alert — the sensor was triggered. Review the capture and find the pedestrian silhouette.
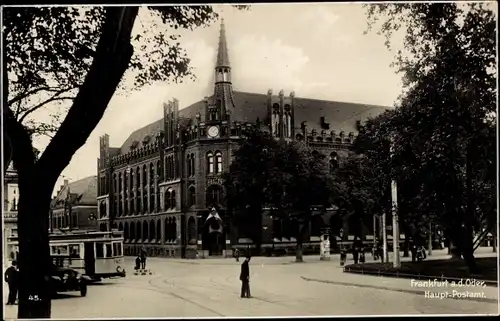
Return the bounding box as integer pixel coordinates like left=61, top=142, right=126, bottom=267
left=4, top=260, right=19, bottom=305
left=239, top=256, right=251, bottom=298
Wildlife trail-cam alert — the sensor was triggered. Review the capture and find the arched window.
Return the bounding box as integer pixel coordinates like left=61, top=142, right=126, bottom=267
left=172, top=218, right=177, bottom=242
left=163, top=218, right=170, bottom=242
left=187, top=217, right=196, bottom=244
left=156, top=219, right=161, bottom=243
left=130, top=222, right=136, bottom=240
left=136, top=167, right=141, bottom=190
left=207, top=152, right=214, bottom=174
left=329, top=152, right=339, bottom=172
left=143, top=221, right=149, bottom=242
left=118, top=223, right=123, bottom=231
left=124, top=222, right=129, bottom=240
left=215, top=151, right=223, bottom=173
left=283, top=105, right=292, bottom=138
left=118, top=173, right=122, bottom=194
left=131, top=198, right=135, bottom=214
left=190, top=153, right=195, bottom=176
left=136, top=221, right=142, bottom=241
left=149, top=163, right=154, bottom=185
left=170, top=190, right=176, bottom=209
left=206, top=185, right=223, bottom=207
left=149, top=220, right=155, bottom=241
left=186, top=154, right=192, bottom=177
left=142, top=165, right=147, bottom=187
left=137, top=193, right=142, bottom=214
left=164, top=190, right=171, bottom=210
left=272, top=103, right=280, bottom=137
left=188, top=186, right=196, bottom=207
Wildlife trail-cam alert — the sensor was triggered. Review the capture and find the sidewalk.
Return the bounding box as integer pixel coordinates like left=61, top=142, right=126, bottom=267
left=301, top=249, right=498, bottom=305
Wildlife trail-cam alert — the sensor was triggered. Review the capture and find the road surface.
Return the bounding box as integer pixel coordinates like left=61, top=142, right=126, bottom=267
left=3, top=250, right=498, bottom=318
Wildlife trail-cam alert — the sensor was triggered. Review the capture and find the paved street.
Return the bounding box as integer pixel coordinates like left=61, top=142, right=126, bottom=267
left=4, top=249, right=499, bottom=319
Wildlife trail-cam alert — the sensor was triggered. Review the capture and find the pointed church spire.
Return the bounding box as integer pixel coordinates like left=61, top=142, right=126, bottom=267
left=216, top=18, right=230, bottom=68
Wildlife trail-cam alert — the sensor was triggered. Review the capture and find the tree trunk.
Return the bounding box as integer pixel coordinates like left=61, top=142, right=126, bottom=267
left=449, top=224, right=480, bottom=273
left=17, top=175, right=53, bottom=318
left=402, top=224, right=409, bottom=257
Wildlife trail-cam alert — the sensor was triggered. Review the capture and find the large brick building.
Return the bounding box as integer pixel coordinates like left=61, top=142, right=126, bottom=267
left=96, top=20, right=388, bottom=258
left=50, top=176, right=98, bottom=232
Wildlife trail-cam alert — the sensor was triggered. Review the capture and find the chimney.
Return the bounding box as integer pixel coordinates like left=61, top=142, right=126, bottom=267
left=64, top=179, right=69, bottom=185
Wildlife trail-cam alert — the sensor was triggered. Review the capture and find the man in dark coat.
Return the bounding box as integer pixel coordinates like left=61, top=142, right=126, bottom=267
left=140, top=247, right=147, bottom=269
left=352, top=237, right=362, bottom=264
left=4, top=260, right=19, bottom=305
left=239, top=256, right=251, bottom=298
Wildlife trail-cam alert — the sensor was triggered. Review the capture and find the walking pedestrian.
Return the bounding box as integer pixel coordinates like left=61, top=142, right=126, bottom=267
left=4, top=260, right=19, bottom=305
left=239, top=255, right=251, bottom=298
left=234, top=248, right=240, bottom=262
left=352, top=236, right=362, bottom=264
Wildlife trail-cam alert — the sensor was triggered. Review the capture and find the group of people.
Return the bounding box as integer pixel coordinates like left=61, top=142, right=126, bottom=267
left=4, top=260, right=19, bottom=305
left=134, top=246, right=147, bottom=270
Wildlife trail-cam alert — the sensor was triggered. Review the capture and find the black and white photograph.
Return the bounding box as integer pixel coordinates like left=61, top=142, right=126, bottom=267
left=1, top=1, right=498, bottom=319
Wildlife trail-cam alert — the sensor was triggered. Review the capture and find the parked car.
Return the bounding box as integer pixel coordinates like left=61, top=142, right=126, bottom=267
left=49, top=264, right=90, bottom=297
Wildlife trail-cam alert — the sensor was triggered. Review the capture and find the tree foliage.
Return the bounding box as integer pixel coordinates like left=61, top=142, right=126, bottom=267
left=224, top=129, right=335, bottom=262
left=362, top=2, right=496, bottom=271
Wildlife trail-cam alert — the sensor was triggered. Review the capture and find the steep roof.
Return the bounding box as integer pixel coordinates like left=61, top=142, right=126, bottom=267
left=118, top=91, right=389, bottom=153
left=52, top=176, right=97, bottom=207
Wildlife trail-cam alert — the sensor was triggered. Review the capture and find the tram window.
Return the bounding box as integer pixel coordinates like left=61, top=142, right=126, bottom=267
left=69, top=244, right=81, bottom=258
left=113, top=243, right=122, bottom=257
left=96, top=243, right=104, bottom=258
left=51, top=245, right=68, bottom=256
left=105, top=244, right=113, bottom=258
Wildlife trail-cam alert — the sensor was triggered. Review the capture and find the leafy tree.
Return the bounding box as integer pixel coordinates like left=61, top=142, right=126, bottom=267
left=364, top=2, right=496, bottom=272
left=279, top=142, right=334, bottom=262
left=3, top=6, right=247, bottom=318
left=223, top=127, right=280, bottom=251
left=225, top=130, right=334, bottom=262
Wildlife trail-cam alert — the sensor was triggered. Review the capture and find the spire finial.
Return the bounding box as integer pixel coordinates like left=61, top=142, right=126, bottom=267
left=216, top=17, right=230, bottom=68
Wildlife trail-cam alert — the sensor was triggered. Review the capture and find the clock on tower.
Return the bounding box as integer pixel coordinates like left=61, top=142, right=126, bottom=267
left=207, top=126, right=220, bottom=138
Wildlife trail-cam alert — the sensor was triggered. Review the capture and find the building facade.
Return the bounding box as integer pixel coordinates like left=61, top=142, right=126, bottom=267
left=3, top=163, right=19, bottom=261
left=50, top=176, right=98, bottom=232
left=96, top=20, right=388, bottom=258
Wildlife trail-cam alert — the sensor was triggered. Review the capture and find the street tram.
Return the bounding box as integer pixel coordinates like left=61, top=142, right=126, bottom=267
left=8, top=230, right=126, bottom=281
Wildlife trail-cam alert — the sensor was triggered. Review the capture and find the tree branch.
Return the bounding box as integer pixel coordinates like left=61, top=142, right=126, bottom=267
left=8, top=86, right=66, bottom=106
left=18, top=94, right=75, bottom=123
left=36, top=6, right=139, bottom=188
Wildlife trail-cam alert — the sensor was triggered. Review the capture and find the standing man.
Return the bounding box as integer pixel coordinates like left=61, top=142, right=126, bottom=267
left=239, top=255, right=251, bottom=298
left=140, top=246, right=147, bottom=269
left=4, top=260, right=19, bottom=305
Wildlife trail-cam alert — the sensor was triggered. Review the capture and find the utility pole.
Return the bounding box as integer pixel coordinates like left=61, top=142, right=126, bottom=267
left=390, top=135, right=401, bottom=268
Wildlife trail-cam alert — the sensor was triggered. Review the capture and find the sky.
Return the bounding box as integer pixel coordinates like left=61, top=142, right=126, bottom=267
left=27, top=3, right=408, bottom=195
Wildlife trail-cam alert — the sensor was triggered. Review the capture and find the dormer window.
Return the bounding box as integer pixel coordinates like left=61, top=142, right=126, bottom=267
left=143, top=135, right=151, bottom=145
left=130, top=140, right=139, bottom=150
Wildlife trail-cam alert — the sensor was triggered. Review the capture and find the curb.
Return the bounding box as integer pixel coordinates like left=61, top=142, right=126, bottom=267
left=342, top=266, right=498, bottom=287
left=300, top=276, right=498, bottom=304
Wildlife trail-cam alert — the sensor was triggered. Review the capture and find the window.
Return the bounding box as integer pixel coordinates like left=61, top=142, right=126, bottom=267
left=105, top=243, right=113, bottom=258
left=207, top=152, right=214, bottom=174
left=170, top=191, right=176, bottom=209
left=69, top=244, right=81, bottom=258
left=190, top=154, right=195, bottom=176
left=165, top=190, right=171, bottom=209
left=215, top=151, right=223, bottom=173
left=187, top=155, right=192, bottom=177
left=96, top=243, right=104, bottom=258
left=188, top=187, right=196, bottom=207
left=113, top=243, right=122, bottom=257
left=206, top=185, right=223, bottom=207
left=11, top=198, right=17, bottom=211
left=51, top=245, right=69, bottom=256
